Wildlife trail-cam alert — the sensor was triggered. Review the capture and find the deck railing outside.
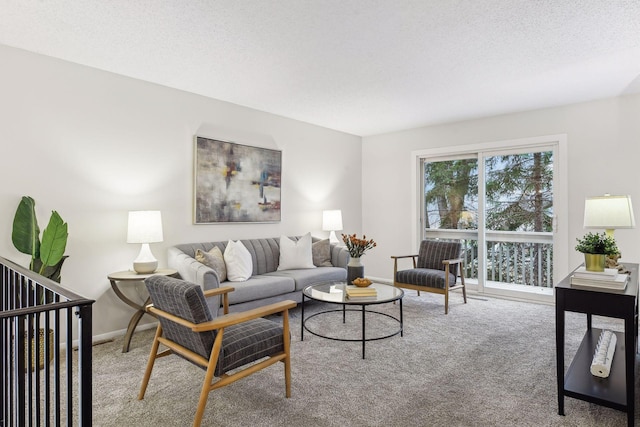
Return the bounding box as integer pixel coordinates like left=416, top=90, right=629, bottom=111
left=1, top=256, right=94, bottom=426
left=426, top=230, right=554, bottom=288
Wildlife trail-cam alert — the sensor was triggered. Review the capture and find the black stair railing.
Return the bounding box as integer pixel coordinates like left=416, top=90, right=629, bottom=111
left=1, top=256, right=94, bottom=426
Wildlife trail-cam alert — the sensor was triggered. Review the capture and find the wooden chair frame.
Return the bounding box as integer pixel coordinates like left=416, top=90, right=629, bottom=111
left=138, top=285, right=296, bottom=427
left=391, top=254, right=467, bottom=314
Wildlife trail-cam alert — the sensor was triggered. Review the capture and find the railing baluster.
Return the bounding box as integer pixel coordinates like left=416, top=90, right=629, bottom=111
left=66, top=307, right=74, bottom=425
left=77, top=304, right=93, bottom=425
left=54, top=308, right=61, bottom=427
left=45, top=309, right=51, bottom=426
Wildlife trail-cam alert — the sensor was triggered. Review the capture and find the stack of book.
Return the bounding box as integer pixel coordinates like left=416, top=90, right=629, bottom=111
left=570, top=267, right=629, bottom=290
left=345, top=286, right=377, bottom=300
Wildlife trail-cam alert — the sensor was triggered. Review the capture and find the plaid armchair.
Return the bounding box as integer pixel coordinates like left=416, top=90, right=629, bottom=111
left=391, top=239, right=467, bottom=314
left=138, top=275, right=295, bottom=427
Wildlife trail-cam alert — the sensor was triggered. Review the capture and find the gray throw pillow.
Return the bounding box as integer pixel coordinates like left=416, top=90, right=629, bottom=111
left=312, top=239, right=333, bottom=267
left=195, top=246, right=227, bottom=282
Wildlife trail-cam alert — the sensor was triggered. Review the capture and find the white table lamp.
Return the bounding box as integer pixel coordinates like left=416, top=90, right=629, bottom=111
left=322, top=210, right=343, bottom=245
left=583, top=194, right=635, bottom=238
left=127, top=210, right=164, bottom=274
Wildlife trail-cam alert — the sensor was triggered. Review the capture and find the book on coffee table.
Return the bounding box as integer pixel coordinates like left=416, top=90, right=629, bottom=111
left=346, top=286, right=377, bottom=299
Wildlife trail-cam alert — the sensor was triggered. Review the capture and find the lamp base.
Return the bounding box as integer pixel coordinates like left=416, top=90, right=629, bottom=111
left=133, top=243, right=158, bottom=274
left=329, top=231, right=341, bottom=246
left=133, top=260, right=158, bottom=274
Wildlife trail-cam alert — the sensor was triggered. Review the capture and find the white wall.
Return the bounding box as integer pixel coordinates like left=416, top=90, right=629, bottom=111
left=0, top=44, right=362, bottom=338
left=362, top=94, right=640, bottom=282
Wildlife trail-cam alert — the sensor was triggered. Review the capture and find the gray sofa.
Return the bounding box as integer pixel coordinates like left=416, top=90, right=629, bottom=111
left=168, top=237, right=349, bottom=315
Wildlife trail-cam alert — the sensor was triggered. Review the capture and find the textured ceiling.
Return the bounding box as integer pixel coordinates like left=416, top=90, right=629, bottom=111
left=1, top=0, right=639, bottom=136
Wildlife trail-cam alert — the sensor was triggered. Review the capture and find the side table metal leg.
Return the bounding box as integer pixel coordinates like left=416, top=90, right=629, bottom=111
left=400, top=298, right=404, bottom=337
left=301, top=294, right=305, bottom=341
left=556, top=295, right=565, bottom=416
left=625, top=316, right=634, bottom=427
left=361, top=305, right=366, bottom=359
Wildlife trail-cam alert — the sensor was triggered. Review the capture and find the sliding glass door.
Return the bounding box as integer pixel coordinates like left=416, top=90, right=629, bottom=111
left=420, top=142, right=558, bottom=300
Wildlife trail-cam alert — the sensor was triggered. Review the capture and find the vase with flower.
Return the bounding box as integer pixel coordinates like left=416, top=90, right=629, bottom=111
left=342, top=233, right=376, bottom=285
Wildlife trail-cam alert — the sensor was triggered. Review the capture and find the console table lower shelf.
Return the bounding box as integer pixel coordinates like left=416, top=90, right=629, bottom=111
left=563, top=328, right=627, bottom=411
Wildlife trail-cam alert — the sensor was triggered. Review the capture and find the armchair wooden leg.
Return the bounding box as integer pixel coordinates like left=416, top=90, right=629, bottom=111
left=283, top=310, right=292, bottom=398
left=444, top=288, right=449, bottom=315
left=193, top=362, right=218, bottom=427
left=461, top=275, right=467, bottom=304
left=138, top=325, right=163, bottom=400
left=194, top=331, right=224, bottom=427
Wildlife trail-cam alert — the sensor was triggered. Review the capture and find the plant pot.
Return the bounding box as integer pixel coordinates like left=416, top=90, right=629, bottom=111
left=584, top=253, right=606, bottom=272
left=22, top=328, right=54, bottom=371
left=347, top=257, right=365, bottom=285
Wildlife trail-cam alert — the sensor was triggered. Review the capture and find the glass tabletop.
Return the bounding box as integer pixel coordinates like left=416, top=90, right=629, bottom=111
left=303, top=281, right=403, bottom=305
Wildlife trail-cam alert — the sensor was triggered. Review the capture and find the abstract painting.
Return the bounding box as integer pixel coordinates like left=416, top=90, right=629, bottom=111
left=194, top=136, right=282, bottom=223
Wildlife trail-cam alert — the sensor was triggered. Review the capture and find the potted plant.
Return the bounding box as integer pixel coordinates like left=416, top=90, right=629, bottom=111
left=12, top=196, right=68, bottom=283
left=575, top=232, right=619, bottom=272
left=11, top=196, right=68, bottom=369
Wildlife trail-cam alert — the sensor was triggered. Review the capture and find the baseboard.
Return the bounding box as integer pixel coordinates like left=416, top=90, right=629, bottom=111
left=90, top=322, right=158, bottom=346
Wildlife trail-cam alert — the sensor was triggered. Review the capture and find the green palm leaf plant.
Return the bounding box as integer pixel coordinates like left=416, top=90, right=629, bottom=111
left=12, top=196, right=68, bottom=283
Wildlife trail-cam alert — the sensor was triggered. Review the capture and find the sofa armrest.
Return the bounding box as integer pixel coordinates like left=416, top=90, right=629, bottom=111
left=167, top=246, right=221, bottom=292
left=330, top=244, right=349, bottom=268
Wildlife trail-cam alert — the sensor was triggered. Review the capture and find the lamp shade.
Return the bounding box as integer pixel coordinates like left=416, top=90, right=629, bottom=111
left=127, top=211, right=164, bottom=244
left=322, top=210, right=343, bottom=231
left=583, top=195, right=635, bottom=270
left=583, top=195, right=635, bottom=230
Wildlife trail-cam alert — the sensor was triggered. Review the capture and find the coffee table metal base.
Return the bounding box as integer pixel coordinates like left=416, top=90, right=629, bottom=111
left=301, top=300, right=403, bottom=359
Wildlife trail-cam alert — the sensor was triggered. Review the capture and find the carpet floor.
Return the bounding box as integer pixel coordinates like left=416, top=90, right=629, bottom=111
left=90, top=292, right=638, bottom=426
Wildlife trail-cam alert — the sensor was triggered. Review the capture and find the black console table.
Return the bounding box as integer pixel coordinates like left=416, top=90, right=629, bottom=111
left=555, top=263, right=638, bottom=427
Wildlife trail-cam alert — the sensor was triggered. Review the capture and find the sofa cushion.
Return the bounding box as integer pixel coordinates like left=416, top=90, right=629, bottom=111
left=266, top=267, right=347, bottom=291
left=277, top=233, right=315, bottom=270
left=312, top=239, right=333, bottom=267
left=224, top=240, right=253, bottom=282
left=195, top=246, right=227, bottom=282
left=226, top=275, right=296, bottom=305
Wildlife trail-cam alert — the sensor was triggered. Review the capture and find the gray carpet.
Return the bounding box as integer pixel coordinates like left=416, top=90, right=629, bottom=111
left=90, top=292, right=638, bottom=426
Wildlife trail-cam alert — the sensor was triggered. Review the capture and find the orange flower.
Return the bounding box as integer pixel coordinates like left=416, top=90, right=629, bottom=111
left=341, top=233, right=376, bottom=258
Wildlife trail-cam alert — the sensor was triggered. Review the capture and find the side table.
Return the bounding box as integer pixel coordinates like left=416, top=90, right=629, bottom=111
left=556, top=263, right=638, bottom=427
left=108, top=268, right=177, bottom=352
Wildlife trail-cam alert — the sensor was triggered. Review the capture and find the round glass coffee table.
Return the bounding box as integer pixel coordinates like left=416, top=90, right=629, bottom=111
left=301, top=281, right=404, bottom=359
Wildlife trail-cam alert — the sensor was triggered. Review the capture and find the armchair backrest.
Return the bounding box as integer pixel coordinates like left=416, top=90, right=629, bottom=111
left=145, top=275, right=216, bottom=359
left=417, top=239, right=462, bottom=275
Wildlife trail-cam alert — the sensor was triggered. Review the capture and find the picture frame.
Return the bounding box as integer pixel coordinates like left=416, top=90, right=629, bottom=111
left=194, top=136, right=282, bottom=224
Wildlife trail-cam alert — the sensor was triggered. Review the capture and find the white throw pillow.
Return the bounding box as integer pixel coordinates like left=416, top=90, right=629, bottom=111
left=223, top=240, right=253, bottom=282
left=278, top=233, right=316, bottom=270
